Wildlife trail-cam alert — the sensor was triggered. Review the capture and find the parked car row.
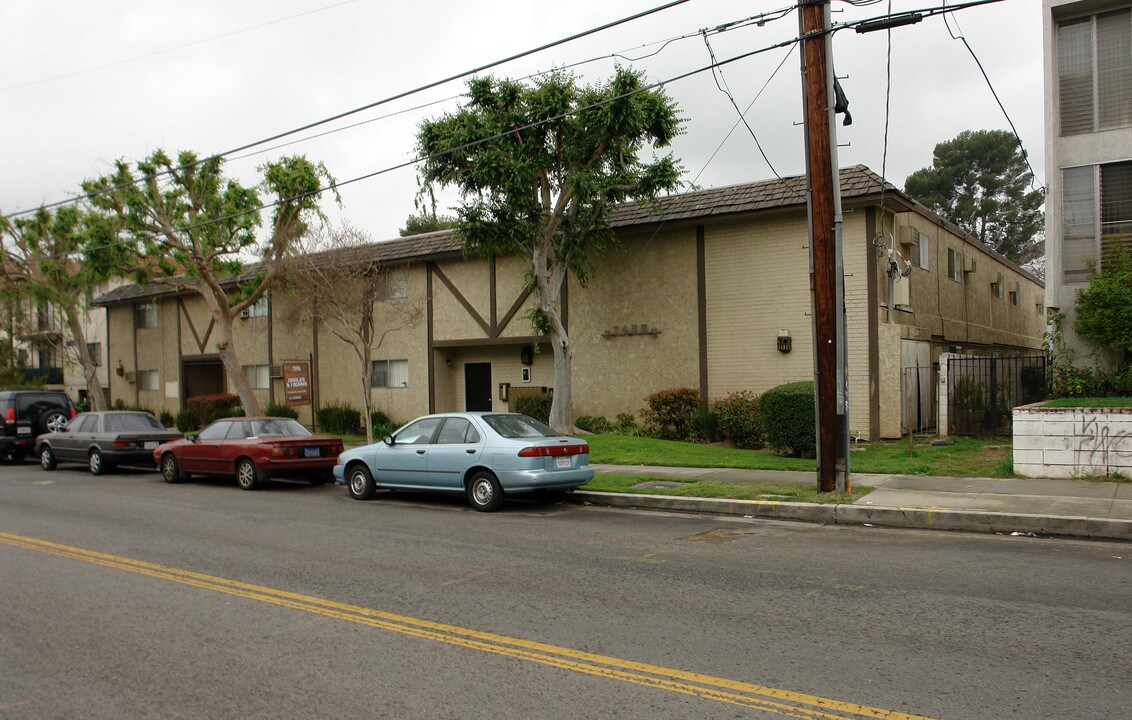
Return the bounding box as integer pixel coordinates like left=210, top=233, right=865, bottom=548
left=23, top=407, right=594, bottom=512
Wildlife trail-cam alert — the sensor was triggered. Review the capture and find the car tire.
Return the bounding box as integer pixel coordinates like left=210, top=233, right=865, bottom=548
left=39, top=445, right=57, bottom=471
left=235, top=458, right=261, bottom=491
left=88, top=449, right=106, bottom=476
left=347, top=464, right=376, bottom=500
left=41, top=410, right=68, bottom=435
left=10, top=450, right=25, bottom=462
left=467, top=471, right=503, bottom=512
left=160, top=453, right=185, bottom=483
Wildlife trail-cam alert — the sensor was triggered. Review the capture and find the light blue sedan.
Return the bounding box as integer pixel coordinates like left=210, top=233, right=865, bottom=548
left=333, top=412, right=594, bottom=512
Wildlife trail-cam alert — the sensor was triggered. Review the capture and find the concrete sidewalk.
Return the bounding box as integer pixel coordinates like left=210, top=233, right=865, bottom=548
left=571, top=464, right=1132, bottom=541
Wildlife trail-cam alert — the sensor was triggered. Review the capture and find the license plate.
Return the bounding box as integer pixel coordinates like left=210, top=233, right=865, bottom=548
left=144, top=441, right=158, bottom=450
left=17, top=428, right=31, bottom=436
left=304, top=447, right=321, bottom=458
left=555, top=456, right=571, bottom=469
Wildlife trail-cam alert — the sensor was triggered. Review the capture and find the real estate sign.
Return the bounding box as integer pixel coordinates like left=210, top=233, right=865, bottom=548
left=283, top=362, right=311, bottom=406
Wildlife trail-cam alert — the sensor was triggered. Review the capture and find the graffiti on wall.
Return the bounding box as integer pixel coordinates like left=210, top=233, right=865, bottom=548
left=1076, top=414, right=1132, bottom=473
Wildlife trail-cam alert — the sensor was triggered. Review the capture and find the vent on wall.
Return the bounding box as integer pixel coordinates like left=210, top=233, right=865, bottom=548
left=963, top=255, right=977, bottom=273
left=124, top=371, right=135, bottom=383
left=269, top=365, right=283, bottom=379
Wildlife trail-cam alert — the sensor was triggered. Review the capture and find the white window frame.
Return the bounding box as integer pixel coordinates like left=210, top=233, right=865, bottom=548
left=377, top=270, right=408, bottom=300
left=371, top=359, right=409, bottom=388
left=947, top=248, right=964, bottom=283
left=138, top=370, right=160, bottom=391
left=1057, top=9, right=1132, bottom=136
left=242, top=364, right=271, bottom=389
left=135, top=303, right=158, bottom=329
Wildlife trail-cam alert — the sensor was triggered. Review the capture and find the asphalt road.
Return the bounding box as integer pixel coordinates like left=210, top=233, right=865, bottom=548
left=1, top=462, right=1129, bottom=720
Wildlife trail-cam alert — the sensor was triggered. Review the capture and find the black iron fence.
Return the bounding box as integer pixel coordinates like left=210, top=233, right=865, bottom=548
left=947, top=354, right=1048, bottom=436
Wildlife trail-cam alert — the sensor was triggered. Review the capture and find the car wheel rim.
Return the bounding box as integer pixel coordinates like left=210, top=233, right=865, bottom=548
left=473, top=479, right=492, bottom=505
left=47, top=415, right=67, bottom=432
left=90, top=453, right=100, bottom=472
left=350, top=471, right=366, bottom=495
left=238, top=463, right=254, bottom=487
left=162, top=457, right=175, bottom=480
left=41, top=449, right=51, bottom=469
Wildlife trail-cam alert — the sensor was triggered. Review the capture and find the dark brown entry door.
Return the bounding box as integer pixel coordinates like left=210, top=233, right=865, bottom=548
left=182, top=360, right=225, bottom=403
left=464, top=363, right=492, bottom=412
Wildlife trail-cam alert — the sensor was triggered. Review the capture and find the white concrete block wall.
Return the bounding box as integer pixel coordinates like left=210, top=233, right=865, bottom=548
left=1014, top=406, right=1132, bottom=478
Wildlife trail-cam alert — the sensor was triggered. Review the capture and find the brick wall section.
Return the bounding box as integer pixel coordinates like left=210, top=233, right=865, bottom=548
left=1013, top=405, right=1132, bottom=478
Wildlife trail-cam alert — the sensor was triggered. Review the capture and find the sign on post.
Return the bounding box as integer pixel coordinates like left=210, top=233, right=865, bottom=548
left=283, top=362, right=311, bottom=406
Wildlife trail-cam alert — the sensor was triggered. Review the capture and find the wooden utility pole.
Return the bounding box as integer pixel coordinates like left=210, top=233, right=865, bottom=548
left=800, top=0, right=849, bottom=493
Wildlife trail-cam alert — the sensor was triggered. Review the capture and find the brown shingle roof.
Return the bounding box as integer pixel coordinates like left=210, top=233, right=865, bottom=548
left=88, top=166, right=956, bottom=306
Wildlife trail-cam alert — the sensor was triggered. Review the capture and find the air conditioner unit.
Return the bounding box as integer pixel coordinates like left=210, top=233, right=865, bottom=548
left=963, top=255, right=977, bottom=273
left=238, top=308, right=251, bottom=319
left=124, top=371, right=136, bottom=383
left=904, top=227, right=921, bottom=246
left=269, top=365, right=283, bottom=379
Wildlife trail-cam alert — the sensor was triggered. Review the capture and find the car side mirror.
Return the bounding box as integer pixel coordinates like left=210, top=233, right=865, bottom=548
left=189, top=435, right=200, bottom=443
left=382, top=435, right=394, bottom=446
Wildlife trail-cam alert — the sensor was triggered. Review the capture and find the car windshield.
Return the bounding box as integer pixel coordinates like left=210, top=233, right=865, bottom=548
left=104, top=414, right=165, bottom=432
left=482, top=414, right=560, bottom=439
left=250, top=419, right=311, bottom=438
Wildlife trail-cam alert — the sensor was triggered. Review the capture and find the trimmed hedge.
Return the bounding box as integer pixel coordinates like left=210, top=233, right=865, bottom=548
left=711, top=390, right=764, bottom=449
left=264, top=402, right=299, bottom=419
left=178, top=393, right=242, bottom=431
left=575, top=415, right=613, bottom=433
left=317, top=403, right=361, bottom=436
left=514, top=392, right=553, bottom=424
left=760, top=381, right=816, bottom=458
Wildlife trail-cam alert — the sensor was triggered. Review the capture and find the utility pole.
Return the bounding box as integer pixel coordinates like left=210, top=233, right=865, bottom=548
left=799, top=0, right=850, bottom=493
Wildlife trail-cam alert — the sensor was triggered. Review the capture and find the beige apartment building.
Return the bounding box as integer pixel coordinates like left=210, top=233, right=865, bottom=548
left=93, top=166, right=1045, bottom=439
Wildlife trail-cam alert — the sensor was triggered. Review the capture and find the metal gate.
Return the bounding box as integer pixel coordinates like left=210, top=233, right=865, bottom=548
left=901, top=365, right=938, bottom=435
left=947, top=354, right=1048, bottom=436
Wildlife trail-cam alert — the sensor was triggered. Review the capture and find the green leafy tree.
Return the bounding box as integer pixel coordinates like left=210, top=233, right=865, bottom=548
left=399, top=211, right=457, bottom=237
left=83, top=150, right=337, bottom=416
left=1074, top=247, right=1132, bottom=369
left=0, top=207, right=129, bottom=410
left=416, top=68, right=684, bottom=431
left=905, top=129, right=1044, bottom=265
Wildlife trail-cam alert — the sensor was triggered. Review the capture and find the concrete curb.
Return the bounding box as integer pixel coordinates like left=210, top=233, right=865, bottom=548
left=567, top=491, right=1132, bottom=542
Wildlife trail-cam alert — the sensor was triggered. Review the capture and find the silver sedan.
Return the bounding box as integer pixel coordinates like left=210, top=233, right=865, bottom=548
left=333, top=412, right=594, bottom=511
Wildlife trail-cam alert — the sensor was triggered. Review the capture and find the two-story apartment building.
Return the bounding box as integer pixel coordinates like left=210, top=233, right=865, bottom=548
left=1044, top=0, right=1132, bottom=366
left=93, top=166, right=1045, bottom=439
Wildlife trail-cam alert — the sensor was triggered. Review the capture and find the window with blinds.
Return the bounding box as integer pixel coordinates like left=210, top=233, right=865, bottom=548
left=1062, top=161, right=1132, bottom=283
left=1058, top=9, right=1132, bottom=135
left=1101, top=161, right=1132, bottom=256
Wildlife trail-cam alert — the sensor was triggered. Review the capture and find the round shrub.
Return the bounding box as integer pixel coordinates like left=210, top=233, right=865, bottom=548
left=159, top=411, right=175, bottom=428
left=575, top=415, right=612, bottom=433
left=711, top=390, right=764, bottom=449
left=642, top=387, right=701, bottom=440
left=760, top=381, right=816, bottom=458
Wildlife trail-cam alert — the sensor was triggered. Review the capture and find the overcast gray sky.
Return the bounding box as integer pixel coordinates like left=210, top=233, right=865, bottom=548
left=1, top=0, right=1043, bottom=242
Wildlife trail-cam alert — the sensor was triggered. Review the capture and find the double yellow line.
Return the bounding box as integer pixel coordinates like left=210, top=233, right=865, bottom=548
left=0, top=531, right=934, bottom=720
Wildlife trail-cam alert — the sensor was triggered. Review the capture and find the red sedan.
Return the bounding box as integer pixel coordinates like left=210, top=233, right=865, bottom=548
left=154, top=417, right=343, bottom=490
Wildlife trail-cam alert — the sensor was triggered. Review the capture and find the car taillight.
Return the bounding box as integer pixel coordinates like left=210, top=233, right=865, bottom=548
left=113, top=439, right=136, bottom=448
left=271, top=446, right=299, bottom=458
left=518, top=444, right=588, bottom=457
left=69, top=406, right=77, bottom=419
left=4, top=408, right=13, bottom=424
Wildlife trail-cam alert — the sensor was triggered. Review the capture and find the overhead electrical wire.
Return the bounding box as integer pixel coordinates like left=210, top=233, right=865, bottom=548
left=941, top=0, right=1044, bottom=193
left=0, top=0, right=367, bottom=91
left=4, top=0, right=695, bottom=219
left=17, top=0, right=1012, bottom=259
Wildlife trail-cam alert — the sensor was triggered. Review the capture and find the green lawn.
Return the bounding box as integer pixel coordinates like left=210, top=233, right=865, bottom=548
left=1041, top=397, right=1132, bottom=408
left=585, top=434, right=1014, bottom=478
left=581, top=474, right=866, bottom=504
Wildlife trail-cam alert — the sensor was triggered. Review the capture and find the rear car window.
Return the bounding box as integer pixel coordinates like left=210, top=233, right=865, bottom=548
left=483, top=414, right=559, bottom=439
left=104, top=414, right=165, bottom=432
left=250, top=419, right=311, bottom=437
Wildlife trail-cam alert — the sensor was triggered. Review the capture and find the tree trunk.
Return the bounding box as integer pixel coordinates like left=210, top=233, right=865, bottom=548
left=546, top=311, right=573, bottom=434
left=214, top=314, right=262, bottom=416
left=361, top=343, right=374, bottom=444
left=63, top=311, right=106, bottom=411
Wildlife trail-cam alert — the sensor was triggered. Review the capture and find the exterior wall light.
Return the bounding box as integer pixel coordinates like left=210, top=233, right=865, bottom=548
left=777, top=329, right=792, bottom=354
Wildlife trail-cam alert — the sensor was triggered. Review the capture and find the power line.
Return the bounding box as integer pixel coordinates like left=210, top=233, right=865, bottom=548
left=4, top=0, right=694, bottom=220
left=0, top=0, right=366, bottom=91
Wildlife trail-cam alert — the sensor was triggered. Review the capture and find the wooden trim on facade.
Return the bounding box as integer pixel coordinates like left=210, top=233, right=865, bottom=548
left=696, top=225, right=709, bottom=411
left=866, top=207, right=880, bottom=441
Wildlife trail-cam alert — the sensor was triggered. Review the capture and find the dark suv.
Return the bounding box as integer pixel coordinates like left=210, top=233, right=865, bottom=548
left=0, top=391, right=77, bottom=461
